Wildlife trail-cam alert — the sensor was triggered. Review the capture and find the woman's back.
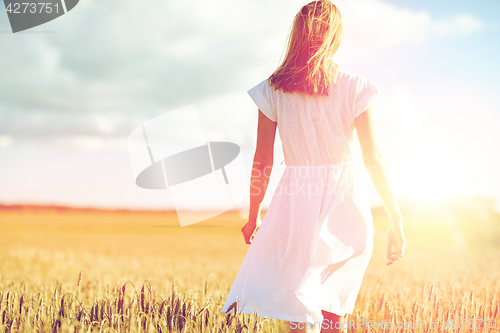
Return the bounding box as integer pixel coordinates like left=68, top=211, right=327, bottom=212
left=224, top=1, right=405, bottom=331
left=249, top=66, right=379, bottom=166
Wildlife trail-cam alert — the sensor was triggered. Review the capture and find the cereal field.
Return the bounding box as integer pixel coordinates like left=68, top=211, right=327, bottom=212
left=0, top=204, right=499, bottom=332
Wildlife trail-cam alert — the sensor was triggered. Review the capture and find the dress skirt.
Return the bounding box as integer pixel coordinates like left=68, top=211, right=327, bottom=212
left=221, top=161, right=374, bottom=323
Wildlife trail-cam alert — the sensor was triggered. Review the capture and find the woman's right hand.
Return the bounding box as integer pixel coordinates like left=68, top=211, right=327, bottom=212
left=241, top=217, right=262, bottom=245
left=386, top=221, right=405, bottom=266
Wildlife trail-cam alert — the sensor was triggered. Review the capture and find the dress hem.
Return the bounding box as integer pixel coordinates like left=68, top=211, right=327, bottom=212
left=220, top=306, right=351, bottom=323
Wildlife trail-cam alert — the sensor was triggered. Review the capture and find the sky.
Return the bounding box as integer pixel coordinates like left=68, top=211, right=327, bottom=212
left=0, top=0, right=499, bottom=212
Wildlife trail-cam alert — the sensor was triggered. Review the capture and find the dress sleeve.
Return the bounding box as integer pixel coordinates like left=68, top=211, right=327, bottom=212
left=354, top=76, right=380, bottom=118
left=247, top=79, right=277, bottom=122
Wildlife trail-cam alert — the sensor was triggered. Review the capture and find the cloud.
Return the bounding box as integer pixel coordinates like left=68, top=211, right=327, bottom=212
left=0, top=0, right=486, bottom=148
left=0, top=135, right=13, bottom=147
left=432, top=15, right=484, bottom=38
left=0, top=0, right=300, bottom=113
left=0, top=106, right=141, bottom=137
left=50, top=135, right=128, bottom=152
left=334, top=0, right=485, bottom=61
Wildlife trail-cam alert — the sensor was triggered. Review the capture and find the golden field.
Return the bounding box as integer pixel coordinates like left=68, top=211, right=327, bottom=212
left=0, top=202, right=499, bottom=332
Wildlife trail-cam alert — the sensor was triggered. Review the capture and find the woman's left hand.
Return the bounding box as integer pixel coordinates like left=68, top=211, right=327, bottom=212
left=241, top=218, right=262, bottom=245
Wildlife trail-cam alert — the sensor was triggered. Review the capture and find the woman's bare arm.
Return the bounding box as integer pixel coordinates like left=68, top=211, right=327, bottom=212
left=355, top=102, right=406, bottom=265
left=241, top=109, right=277, bottom=244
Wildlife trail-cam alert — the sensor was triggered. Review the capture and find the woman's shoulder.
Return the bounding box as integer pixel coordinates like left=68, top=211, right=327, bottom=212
left=334, top=66, right=379, bottom=96
left=335, top=66, right=371, bottom=83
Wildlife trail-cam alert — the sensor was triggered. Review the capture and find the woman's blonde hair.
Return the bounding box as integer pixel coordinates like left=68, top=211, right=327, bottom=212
left=269, top=0, right=343, bottom=96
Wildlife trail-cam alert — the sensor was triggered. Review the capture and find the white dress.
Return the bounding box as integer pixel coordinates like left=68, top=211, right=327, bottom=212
left=221, top=66, right=380, bottom=323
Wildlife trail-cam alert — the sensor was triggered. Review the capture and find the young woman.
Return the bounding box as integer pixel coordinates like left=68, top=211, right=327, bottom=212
left=222, top=1, right=406, bottom=332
